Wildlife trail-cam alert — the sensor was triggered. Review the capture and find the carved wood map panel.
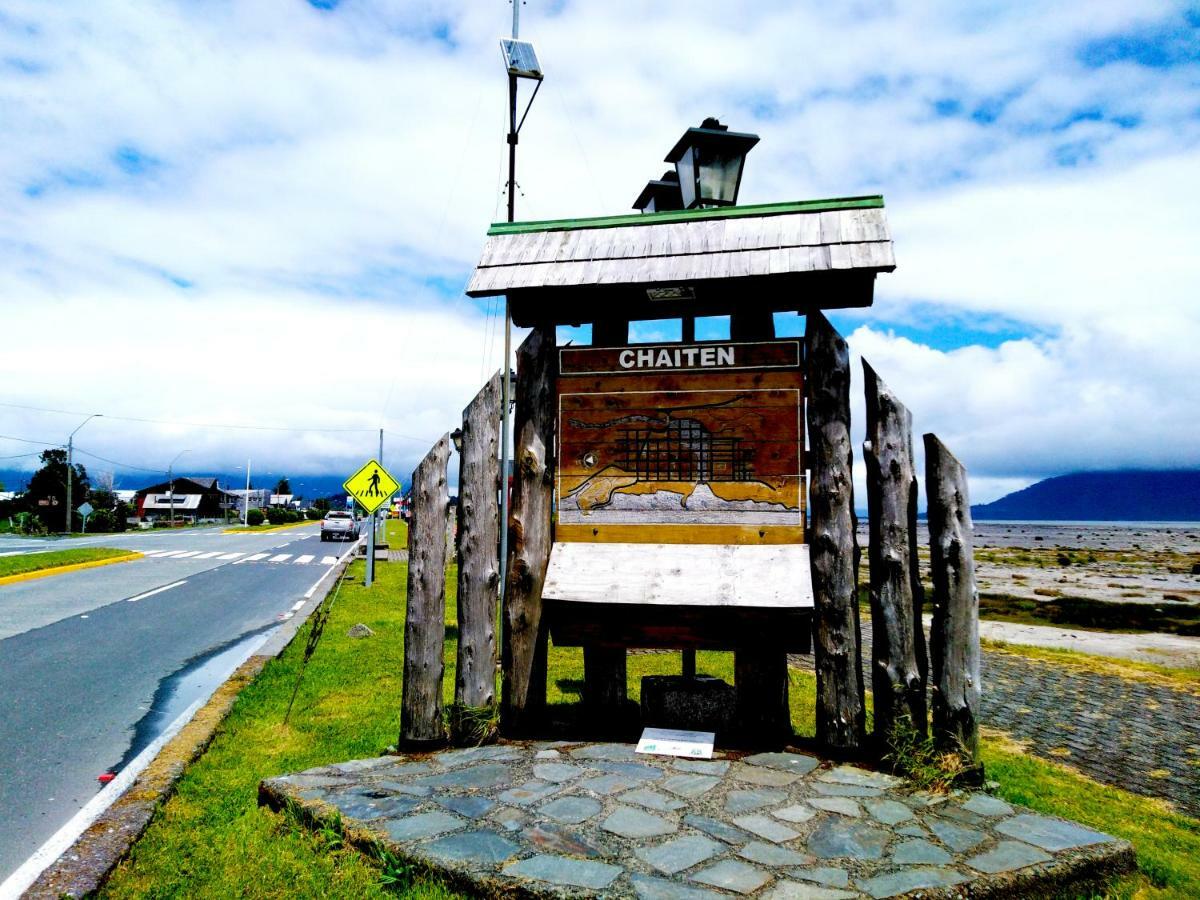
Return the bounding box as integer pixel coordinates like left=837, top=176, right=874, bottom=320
left=557, top=340, right=805, bottom=545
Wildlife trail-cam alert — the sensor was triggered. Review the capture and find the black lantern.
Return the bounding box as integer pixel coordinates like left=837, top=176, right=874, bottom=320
left=632, top=170, right=683, bottom=213
left=665, top=117, right=759, bottom=209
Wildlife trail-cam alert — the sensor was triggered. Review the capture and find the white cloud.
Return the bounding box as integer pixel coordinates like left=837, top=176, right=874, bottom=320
left=0, top=0, right=1197, bottom=501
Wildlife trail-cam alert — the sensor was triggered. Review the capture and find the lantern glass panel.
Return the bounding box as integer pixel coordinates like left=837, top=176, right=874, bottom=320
left=694, top=147, right=744, bottom=206
left=676, top=146, right=698, bottom=209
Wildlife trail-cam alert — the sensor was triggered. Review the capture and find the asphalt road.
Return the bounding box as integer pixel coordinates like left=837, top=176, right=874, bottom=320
left=0, top=525, right=360, bottom=883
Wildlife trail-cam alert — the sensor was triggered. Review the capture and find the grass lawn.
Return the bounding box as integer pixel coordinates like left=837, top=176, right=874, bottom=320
left=981, top=638, right=1200, bottom=689
left=101, top=558, right=1200, bottom=898
left=384, top=518, right=408, bottom=547
left=0, top=547, right=136, bottom=580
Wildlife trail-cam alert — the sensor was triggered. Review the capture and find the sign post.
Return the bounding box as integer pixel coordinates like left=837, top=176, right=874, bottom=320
left=343, top=459, right=400, bottom=588
left=77, top=501, right=94, bottom=534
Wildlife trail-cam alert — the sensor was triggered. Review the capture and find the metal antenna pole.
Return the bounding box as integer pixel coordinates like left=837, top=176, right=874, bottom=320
left=499, top=2, right=520, bottom=593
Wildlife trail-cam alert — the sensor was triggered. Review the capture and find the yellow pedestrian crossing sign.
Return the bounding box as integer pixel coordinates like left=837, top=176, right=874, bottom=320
left=343, top=459, right=400, bottom=514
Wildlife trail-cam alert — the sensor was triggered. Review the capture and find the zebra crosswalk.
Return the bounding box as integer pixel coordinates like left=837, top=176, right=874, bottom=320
left=141, top=549, right=339, bottom=566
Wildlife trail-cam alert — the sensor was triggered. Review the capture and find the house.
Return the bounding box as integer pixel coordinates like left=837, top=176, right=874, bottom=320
left=135, top=477, right=237, bottom=523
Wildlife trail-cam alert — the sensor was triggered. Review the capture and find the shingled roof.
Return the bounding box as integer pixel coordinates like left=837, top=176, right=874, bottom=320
left=466, top=195, right=895, bottom=297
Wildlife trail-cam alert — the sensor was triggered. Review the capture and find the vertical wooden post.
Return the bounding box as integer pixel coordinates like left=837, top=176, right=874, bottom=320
left=593, top=320, right=629, bottom=346
left=863, top=361, right=928, bottom=745
left=806, top=313, right=866, bottom=752
left=400, top=434, right=450, bottom=747
left=924, top=434, right=982, bottom=768
left=452, top=372, right=502, bottom=743
left=735, top=651, right=790, bottom=744
left=681, top=650, right=696, bottom=680
left=501, top=326, right=556, bottom=733
left=583, top=646, right=627, bottom=725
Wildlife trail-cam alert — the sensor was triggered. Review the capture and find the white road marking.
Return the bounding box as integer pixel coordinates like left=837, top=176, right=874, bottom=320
left=141, top=550, right=173, bottom=557
left=237, top=553, right=270, bottom=564
left=194, top=551, right=221, bottom=559
left=294, top=555, right=314, bottom=565
left=290, top=601, right=305, bottom=612
left=303, top=538, right=361, bottom=599
left=0, top=629, right=271, bottom=899
left=267, top=554, right=292, bottom=563
left=152, top=550, right=187, bottom=558
left=216, top=552, right=244, bottom=560
left=126, top=581, right=186, bottom=603
left=173, top=551, right=201, bottom=558
left=321, top=556, right=338, bottom=565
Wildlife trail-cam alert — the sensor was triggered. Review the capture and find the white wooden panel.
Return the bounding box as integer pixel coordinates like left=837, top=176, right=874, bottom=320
left=543, top=542, right=814, bottom=608
left=829, top=243, right=853, bottom=269
left=797, top=213, right=823, bottom=246
left=555, top=228, right=580, bottom=262
left=478, top=236, right=501, bottom=268
left=818, top=211, right=843, bottom=245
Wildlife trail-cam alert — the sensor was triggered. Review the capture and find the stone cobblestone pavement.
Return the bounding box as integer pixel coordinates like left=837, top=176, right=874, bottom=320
left=789, top=623, right=1200, bottom=819
left=261, top=743, right=1133, bottom=899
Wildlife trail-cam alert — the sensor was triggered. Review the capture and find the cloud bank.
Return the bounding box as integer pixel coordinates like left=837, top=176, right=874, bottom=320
left=0, top=1, right=1196, bottom=502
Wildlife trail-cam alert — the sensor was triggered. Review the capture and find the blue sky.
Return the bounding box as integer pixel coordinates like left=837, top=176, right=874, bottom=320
left=0, top=1, right=1197, bottom=502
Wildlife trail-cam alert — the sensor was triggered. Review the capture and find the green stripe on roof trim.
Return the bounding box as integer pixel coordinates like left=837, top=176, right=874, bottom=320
left=487, top=195, right=885, bottom=235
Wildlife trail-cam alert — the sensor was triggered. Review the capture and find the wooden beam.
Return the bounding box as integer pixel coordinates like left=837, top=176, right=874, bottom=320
left=805, top=312, right=866, bottom=753
left=400, top=434, right=450, bottom=748
left=501, top=327, right=556, bottom=733
left=924, top=434, right=982, bottom=771
left=451, top=372, right=502, bottom=744
left=863, top=361, right=928, bottom=746
left=508, top=270, right=878, bottom=328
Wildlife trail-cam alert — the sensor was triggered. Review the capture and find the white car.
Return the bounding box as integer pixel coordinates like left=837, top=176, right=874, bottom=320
left=320, top=511, right=358, bottom=542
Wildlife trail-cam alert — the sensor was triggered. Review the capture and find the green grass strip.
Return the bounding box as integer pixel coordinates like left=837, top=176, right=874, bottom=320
left=0, top=547, right=134, bottom=579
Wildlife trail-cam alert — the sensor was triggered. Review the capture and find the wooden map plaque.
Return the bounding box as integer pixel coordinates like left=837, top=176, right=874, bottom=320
left=556, top=340, right=805, bottom=545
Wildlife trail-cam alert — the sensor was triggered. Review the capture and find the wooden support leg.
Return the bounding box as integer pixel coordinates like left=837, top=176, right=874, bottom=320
left=583, top=646, right=627, bottom=728
left=681, top=649, right=696, bottom=680
left=735, top=650, right=791, bottom=746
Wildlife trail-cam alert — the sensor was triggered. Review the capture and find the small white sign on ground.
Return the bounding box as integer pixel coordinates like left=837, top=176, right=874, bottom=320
left=635, top=727, right=715, bottom=760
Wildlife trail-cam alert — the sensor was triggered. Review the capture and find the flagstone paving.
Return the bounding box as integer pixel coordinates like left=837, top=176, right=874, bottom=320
left=261, top=742, right=1133, bottom=898
left=788, top=622, right=1200, bottom=818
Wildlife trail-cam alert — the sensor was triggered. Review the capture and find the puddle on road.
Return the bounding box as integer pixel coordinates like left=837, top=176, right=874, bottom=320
left=111, top=624, right=277, bottom=773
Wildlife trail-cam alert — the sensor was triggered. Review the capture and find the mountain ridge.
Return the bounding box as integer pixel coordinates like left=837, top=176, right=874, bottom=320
left=970, top=469, right=1200, bottom=522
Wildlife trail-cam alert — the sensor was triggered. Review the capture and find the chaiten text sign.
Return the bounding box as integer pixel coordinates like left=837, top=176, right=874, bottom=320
left=556, top=340, right=805, bottom=545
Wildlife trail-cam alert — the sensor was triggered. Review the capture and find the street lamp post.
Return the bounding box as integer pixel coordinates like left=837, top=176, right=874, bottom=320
left=65, top=414, right=102, bottom=533
left=166, top=449, right=194, bottom=528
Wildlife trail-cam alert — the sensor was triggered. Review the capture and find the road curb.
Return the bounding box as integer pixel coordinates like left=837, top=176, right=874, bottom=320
left=19, top=544, right=358, bottom=899
left=0, top=552, right=142, bottom=587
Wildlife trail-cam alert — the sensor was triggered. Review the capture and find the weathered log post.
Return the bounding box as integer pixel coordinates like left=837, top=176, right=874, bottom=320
left=924, top=434, right=982, bottom=771
left=451, top=372, right=502, bottom=744
left=863, top=361, right=928, bottom=746
left=400, top=434, right=451, bottom=747
left=806, top=313, right=866, bottom=753
left=501, top=326, right=556, bottom=733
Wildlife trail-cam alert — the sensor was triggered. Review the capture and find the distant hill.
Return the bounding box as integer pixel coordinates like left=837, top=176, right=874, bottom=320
left=972, top=470, right=1200, bottom=522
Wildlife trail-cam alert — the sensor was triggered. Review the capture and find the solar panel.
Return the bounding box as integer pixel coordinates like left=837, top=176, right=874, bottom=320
left=500, top=38, right=543, bottom=80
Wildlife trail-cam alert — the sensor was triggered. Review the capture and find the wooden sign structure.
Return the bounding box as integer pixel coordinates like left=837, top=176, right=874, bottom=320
left=467, top=195, right=898, bottom=742
left=555, top=340, right=804, bottom=546
left=543, top=337, right=814, bottom=737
